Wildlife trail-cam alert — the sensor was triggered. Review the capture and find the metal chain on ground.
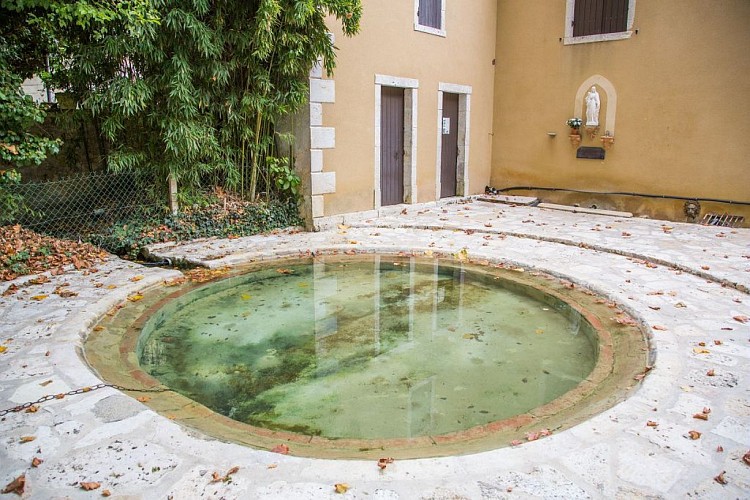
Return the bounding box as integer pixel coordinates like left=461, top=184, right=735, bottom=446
left=0, top=382, right=171, bottom=417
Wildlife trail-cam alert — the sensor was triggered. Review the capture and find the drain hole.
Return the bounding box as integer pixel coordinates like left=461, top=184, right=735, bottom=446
left=700, top=212, right=745, bottom=228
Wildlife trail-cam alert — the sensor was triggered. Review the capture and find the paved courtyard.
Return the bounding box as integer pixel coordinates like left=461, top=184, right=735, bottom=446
left=1, top=198, right=749, bottom=499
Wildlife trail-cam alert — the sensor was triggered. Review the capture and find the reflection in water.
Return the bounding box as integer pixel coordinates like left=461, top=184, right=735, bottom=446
left=139, top=256, right=596, bottom=439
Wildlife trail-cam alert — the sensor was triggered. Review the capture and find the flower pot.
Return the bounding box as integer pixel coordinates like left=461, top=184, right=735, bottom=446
left=600, top=136, right=614, bottom=150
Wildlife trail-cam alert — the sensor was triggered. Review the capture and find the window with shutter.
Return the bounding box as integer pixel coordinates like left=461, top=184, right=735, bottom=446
left=564, top=0, right=634, bottom=45
left=573, top=0, right=628, bottom=36
left=414, top=0, right=446, bottom=37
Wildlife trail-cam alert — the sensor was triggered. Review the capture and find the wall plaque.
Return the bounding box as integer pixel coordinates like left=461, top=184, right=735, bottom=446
left=576, top=147, right=605, bottom=160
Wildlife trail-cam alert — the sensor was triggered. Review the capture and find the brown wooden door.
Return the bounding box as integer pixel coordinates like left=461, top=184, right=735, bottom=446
left=381, top=86, right=405, bottom=206
left=440, top=92, right=459, bottom=198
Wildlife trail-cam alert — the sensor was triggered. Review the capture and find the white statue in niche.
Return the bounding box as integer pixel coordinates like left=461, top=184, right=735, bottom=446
left=585, top=86, right=600, bottom=127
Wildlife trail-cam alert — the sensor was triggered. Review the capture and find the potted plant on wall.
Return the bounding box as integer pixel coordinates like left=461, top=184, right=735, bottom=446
left=566, top=117, right=582, bottom=147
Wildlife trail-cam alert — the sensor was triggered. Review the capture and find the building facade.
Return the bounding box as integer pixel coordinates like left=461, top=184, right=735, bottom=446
left=297, top=0, right=750, bottom=227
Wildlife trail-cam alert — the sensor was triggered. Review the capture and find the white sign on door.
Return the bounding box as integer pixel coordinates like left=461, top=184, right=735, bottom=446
left=442, top=117, right=450, bottom=135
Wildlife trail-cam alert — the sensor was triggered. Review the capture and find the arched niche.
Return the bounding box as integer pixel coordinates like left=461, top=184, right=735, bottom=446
left=574, top=75, right=617, bottom=135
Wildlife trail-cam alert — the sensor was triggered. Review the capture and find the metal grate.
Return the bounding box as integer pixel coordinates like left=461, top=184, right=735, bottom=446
left=700, top=212, right=745, bottom=228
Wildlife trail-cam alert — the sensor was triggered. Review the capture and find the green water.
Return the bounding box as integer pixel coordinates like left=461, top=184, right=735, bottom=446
left=139, top=256, right=597, bottom=439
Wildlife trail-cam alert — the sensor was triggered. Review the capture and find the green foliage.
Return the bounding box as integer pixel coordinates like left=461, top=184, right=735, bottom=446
left=266, top=156, right=300, bottom=200
left=95, top=197, right=302, bottom=258
left=0, top=169, right=24, bottom=224
left=0, top=56, right=60, bottom=222
left=54, top=0, right=362, bottom=200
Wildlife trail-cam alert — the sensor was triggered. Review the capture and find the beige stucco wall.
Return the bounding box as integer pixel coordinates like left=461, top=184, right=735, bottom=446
left=318, top=1, right=497, bottom=216
left=491, top=1, right=750, bottom=221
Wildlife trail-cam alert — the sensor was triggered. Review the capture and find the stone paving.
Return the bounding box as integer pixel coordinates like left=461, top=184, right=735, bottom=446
left=1, top=199, right=749, bottom=499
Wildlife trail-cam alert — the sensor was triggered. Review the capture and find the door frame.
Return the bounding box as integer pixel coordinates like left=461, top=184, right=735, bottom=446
left=374, top=74, right=419, bottom=209
left=435, top=83, right=471, bottom=200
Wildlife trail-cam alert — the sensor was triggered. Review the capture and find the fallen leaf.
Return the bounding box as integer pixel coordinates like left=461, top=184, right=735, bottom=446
left=2, top=475, right=25, bottom=495
left=106, top=284, right=117, bottom=289
left=733, top=315, right=749, bottom=323
left=93, top=326, right=105, bottom=332
left=614, top=316, right=637, bottom=326
left=652, top=325, right=667, bottom=331
left=80, top=482, right=101, bottom=491
left=377, top=457, right=394, bottom=470
left=129, top=275, right=144, bottom=282
left=713, top=340, right=722, bottom=345
left=25, top=405, right=38, bottom=413
left=271, top=444, right=289, bottom=455
left=713, top=471, right=727, bottom=485
left=101, top=490, right=111, bottom=497
left=509, top=439, right=523, bottom=446
left=0, top=346, right=6, bottom=353
left=164, top=277, right=186, bottom=287
left=276, top=268, right=294, bottom=275
left=30, top=294, right=49, bottom=301
left=20, top=436, right=36, bottom=443
left=693, top=347, right=711, bottom=354
left=525, top=431, right=539, bottom=441
left=267, top=463, right=278, bottom=469
left=31, top=457, right=43, bottom=467
left=693, top=413, right=709, bottom=421
left=226, top=466, right=239, bottom=476
left=687, top=430, right=701, bottom=440
left=136, top=396, right=150, bottom=403
left=646, top=421, right=658, bottom=427
left=127, top=294, right=144, bottom=302
left=210, top=472, right=222, bottom=483
left=334, top=483, right=349, bottom=494
left=717, top=445, right=724, bottom=453
left=54, top=287, right=78, bottom=298
left=40, top=379, right=53, bottom=387
left=701, top=265, right=710, bottom=271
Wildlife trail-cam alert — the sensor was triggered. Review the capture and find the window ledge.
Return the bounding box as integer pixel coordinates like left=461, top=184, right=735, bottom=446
left=563, top=30, right=633, bottom=45
left=414, top=23, right=446, bottom=37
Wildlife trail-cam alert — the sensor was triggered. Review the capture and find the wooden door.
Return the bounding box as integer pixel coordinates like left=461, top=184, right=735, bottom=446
left=440, top=93, right=459, bottom=198
left=381, top=87, right=405, bottom=206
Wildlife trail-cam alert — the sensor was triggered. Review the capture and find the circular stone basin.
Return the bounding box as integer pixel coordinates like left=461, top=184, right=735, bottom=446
left=86, top=254, right=649, bottom=459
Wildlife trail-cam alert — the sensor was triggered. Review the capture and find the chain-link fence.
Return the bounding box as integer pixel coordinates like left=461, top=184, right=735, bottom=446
left=7, top=171, right=167, bottom=243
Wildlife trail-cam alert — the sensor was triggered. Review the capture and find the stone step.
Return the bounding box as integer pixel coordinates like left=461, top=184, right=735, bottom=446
left=537, top=202, right=633, bottom=218
left=476, top=195, right=540, bottom=206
